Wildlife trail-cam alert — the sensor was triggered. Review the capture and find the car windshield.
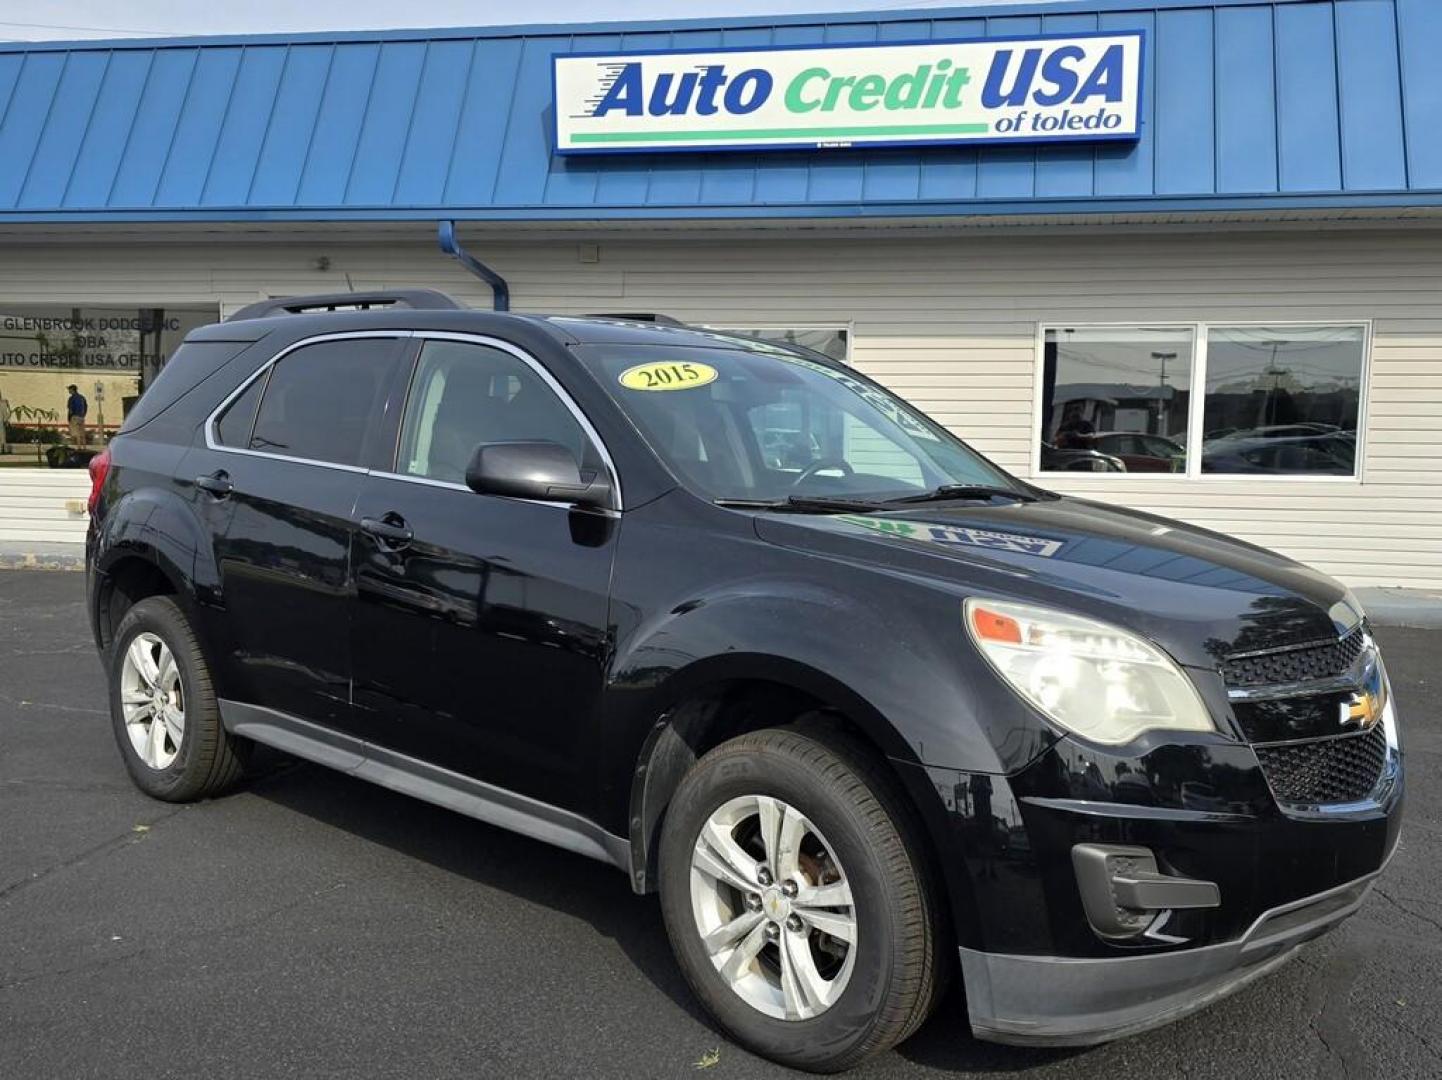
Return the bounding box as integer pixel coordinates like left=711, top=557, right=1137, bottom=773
left=583, top=334, right=1022, bottom=503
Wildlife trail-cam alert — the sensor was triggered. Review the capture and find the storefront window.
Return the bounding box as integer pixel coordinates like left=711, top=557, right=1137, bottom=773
left=1037, top=323, right=1367, bottom=478
left=0, top=303, right=218, bottom=468
left=1040, top=327, right=1193, bottom=474
left=1200, top=326, right=1364, bottom=476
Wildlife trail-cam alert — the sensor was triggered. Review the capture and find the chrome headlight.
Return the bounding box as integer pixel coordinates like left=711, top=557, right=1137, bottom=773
left=964, top=598, right=1215, bottom=746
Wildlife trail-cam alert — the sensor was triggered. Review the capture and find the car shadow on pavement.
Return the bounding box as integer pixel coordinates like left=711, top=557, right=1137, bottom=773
left=244, top=754, right=718, bottom=1027
left=244, top=752, right=1082, bottom=1075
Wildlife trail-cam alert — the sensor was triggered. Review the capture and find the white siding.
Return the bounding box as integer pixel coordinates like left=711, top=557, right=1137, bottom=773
left=0, top=469, right=90, bottom=542
left=0, top=225, right=1439, bottom=588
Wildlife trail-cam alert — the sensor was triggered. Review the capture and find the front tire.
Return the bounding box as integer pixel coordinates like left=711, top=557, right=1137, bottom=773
left=108, top=596, right=248, bottom=802
left=658, top=726, right=944, bottom=1073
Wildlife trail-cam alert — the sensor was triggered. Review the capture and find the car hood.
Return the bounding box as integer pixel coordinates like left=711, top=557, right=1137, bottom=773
left=752, top=495, right=1360, bottom=671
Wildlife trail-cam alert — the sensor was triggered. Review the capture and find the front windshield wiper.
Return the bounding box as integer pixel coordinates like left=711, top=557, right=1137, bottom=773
left=884, top=484, right=1038, bottom=505
left=714, top=495, right=888, bottom=514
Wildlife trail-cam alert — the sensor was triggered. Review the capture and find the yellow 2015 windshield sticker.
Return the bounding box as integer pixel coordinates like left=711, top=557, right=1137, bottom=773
left=618, top=360, right=718, bottom=391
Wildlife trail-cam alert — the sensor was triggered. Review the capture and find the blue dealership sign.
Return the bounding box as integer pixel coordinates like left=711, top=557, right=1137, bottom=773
left=554, top=32, right=1144, bottom=154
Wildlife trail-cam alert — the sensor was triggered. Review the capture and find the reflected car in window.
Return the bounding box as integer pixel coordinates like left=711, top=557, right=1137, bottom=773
left=1077, top=432, right=1185, bottom=473
left=1202, top=432, right=1357, bottom=475
left=1040, top=442, right=1127, bottom=472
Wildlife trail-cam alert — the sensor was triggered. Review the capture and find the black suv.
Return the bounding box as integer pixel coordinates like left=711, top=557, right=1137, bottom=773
left=87, top=292, right=1403, bottom=1073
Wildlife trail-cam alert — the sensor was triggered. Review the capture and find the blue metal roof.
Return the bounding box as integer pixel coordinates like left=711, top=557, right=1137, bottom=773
left=0, top=0, right=1439, bottom=223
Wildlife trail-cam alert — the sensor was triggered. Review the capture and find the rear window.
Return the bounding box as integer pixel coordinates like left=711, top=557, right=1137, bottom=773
left=118, top=340, right=253, bottom=433
left=213, top=374, right=265, bottom=448
left=245, top=338, right=400, bottom=467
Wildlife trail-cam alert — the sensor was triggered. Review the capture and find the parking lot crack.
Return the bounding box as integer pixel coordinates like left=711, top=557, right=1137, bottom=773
left=0, top=945, right=149, bottom=994
left=0, top=878, right=353, bottom=995
left=1300, top=947, right=1367, bottom=1080
left=1373, top=885, right=1442, bottom=936
left=221, top=878, right=354, bottom=935
left=0, top=808, right=184, bottom=903
left=1366, top=1006, right=1442, bottom=1060
left=1310, top=1016, right=1346, bottom=1079
left=0, top=690, right=107, bottom=717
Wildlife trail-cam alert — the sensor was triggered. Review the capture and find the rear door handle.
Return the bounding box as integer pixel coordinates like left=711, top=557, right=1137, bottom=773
left=361, top=514, right=414, bottom=548
left=195, top=470, right=232, bottom=498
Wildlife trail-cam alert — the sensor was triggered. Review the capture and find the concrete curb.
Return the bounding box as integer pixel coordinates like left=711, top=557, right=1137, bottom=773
left=0, top=543, right=85, bottom=572
left=1354, top=587, right=1442, bottom=630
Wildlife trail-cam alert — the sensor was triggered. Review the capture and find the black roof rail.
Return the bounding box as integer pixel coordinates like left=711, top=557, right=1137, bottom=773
left=583, top=312, right=689, bottom=327
left=226, top=289, right=463, bottom=322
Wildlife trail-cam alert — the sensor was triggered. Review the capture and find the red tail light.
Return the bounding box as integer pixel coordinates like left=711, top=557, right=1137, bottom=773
left=87, top=447, right=111, bottom=515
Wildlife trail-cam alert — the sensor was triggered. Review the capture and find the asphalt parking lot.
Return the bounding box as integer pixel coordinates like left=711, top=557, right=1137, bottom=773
left=1, top=569, right=1439, bottom=1080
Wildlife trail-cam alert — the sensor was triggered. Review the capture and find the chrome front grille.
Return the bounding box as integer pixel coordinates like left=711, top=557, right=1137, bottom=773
left=1221, top=625, right=1365, bottom=688
left=1222, top=624, right=1389, bottom=809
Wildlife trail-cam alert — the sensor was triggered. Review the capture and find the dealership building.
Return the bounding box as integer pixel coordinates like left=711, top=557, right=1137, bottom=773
left=0, top=0, right=1439, bottom=590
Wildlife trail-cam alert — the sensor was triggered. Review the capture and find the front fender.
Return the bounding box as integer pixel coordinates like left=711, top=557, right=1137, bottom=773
left=606, top=562, right=1049, bottom=789
left=609, top=584, right=995, bottom=949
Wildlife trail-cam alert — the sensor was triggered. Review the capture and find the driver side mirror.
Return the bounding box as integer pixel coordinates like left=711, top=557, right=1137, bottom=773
left=465, top=441, right=613, bottom=511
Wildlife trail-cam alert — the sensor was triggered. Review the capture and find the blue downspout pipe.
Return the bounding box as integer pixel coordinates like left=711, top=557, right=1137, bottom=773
left=437, top=220, right=510, bottom=311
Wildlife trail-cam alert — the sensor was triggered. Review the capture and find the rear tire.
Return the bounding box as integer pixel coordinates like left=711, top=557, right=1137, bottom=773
left=108, top=596, right=249, bottom=801
left=658, top=725, right=944, bottom=1073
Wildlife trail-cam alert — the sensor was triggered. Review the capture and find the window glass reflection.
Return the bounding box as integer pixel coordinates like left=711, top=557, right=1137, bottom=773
left=0, top=304, right=217, bottom=468
left=1201, top=326, right=1364, bottom=476
left=1040, top=327, right=1193, bottom=474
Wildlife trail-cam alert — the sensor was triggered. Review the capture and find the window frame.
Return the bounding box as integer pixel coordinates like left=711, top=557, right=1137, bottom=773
left=207, top=330, right=623, bottom=511
left=206, top=330, right=405, bottom=473
left=379, top=334, right=620, bottom=507
left=1031, top=320, right=1373, bottom=483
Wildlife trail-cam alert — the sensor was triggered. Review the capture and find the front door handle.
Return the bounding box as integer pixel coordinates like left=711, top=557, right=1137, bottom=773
left=361, top=514, right=414, bottom=549
left=195, top=470, right=233, bottom=498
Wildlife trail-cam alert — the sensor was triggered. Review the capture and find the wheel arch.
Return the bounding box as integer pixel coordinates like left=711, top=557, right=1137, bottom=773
left=91, top=486, right=220, bottom=653
left=622, top=654, right=980, bottom=955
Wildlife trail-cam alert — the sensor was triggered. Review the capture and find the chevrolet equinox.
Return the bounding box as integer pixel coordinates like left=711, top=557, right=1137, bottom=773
left=87, top=291, right=1403, bottom=1072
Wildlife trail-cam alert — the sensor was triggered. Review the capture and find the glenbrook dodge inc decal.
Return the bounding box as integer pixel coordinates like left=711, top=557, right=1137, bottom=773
left=553, top=32, right=1143, bottom=153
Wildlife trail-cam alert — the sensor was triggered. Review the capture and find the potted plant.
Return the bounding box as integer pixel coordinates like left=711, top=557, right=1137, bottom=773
left=9, top=405, right=59, bottom=465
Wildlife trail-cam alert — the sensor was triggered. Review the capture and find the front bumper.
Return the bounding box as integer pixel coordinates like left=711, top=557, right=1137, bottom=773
left=894, top=687, right=1404, bottom=1048
left=961, top=866, right=1380, bottom=1046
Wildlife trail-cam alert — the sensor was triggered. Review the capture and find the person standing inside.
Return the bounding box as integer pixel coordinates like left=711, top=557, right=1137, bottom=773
left=66, top=383, right=88, bottom=448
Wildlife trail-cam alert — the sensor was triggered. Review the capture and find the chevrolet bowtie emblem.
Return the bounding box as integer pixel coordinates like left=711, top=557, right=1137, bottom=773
left=1340, top=689, right=1382, bottom=731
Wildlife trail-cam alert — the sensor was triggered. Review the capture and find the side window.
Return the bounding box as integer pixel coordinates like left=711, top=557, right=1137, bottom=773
left=1115, top=435, right=1146, bottom=456
left=213, top=373, right=265, bottom=447
left=396, top=340, right=592, bottom=484
left=246, top=338, right=399, bottom=467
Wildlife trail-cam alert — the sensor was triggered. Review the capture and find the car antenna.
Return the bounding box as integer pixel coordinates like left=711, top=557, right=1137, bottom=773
left=437, top=220, right=510, bottom=312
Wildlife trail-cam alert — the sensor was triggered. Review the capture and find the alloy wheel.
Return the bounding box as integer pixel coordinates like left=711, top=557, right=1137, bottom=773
left=688, top=794, right=857, bottom=1021
left=119, top=632, right=186, bottom=770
